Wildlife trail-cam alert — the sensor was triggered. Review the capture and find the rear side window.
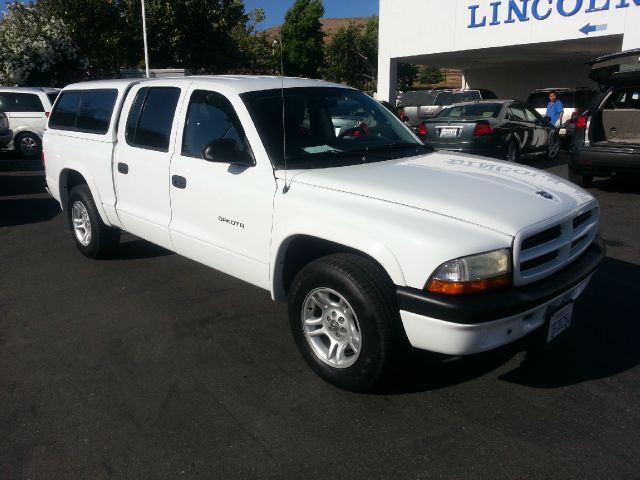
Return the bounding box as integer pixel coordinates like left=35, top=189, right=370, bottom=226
left=76, top=90, right=118, bottom=133
left=126, top=87, right=181, bottom=151
left=49, top=89, right=118, bottom=134
left=0, top=93, right=44, bottom=112
left=49, top=92, right=82, bottom=129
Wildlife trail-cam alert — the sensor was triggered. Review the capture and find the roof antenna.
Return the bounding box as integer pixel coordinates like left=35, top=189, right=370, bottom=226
left=274, top=37, right=289, bottom=194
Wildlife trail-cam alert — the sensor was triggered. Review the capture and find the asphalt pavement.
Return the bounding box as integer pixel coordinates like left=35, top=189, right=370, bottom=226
left=1, top=151, right=639, bottom=479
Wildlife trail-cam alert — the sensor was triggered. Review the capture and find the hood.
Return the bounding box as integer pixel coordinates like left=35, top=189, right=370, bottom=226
left=288, top=151, right=595, bottom=237
left=588, top=49, right=640, bottom=87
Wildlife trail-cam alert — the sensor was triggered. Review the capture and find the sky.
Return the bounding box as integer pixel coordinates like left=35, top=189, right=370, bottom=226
left=1, top=1, right=380, bottom=26
left=244, top=0, right=379, bottom=29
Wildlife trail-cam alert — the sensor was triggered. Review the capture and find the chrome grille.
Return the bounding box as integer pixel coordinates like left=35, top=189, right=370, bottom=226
left=513, top=205, right=599, bottom=285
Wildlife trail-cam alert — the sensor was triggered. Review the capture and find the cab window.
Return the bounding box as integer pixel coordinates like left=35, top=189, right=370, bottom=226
left=181, top=90, right=247, bottom=158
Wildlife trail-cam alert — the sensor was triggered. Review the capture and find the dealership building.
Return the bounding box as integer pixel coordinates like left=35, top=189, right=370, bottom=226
left=376, top=0, right=640, bottom=102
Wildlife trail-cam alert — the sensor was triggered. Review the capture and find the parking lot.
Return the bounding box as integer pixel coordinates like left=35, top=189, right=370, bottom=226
left=1, top=151, right=639, bottom=479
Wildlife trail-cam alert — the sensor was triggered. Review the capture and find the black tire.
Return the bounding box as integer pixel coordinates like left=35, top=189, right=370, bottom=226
left=15, top=132, right=41, bottom=159
left=67, top=185, right=120, bottom=258
left=568, top=169, right=593, bottom=188
left=547, top=132, right=560, bottom=159
left=288, top=253, right=399, bottom=392
left=505, top=139, right=520, bottom=163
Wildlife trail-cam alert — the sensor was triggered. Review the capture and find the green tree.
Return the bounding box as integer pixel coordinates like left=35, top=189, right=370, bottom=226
left=38, top=0, right=131, bottom=74
left=0, top=2, right=87, bottom=86
left=280, top=0, right=325, bottom=77
left=397, top=63, right=418, bottom=91
left=231, top=7, right=274, bottom=74
left=419, top=66, right=444, bottom=86
left=117, top=0, right=249, bottom=73
left=323, top=17, right=378, bottom=90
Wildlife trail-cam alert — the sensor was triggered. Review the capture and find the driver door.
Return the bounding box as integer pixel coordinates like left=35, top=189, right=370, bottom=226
left=168, top=87, right=277, bottom=289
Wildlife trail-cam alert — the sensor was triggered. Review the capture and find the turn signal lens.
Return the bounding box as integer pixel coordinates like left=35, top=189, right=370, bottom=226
left=426, top=249, right=512, bottom=295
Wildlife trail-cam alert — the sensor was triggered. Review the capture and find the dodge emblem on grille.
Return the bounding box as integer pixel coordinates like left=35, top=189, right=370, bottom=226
left=536, top=190, right=553, bottom=200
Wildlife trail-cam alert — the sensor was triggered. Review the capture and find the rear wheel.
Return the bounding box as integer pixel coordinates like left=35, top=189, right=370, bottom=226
left=16, top=132, right=41, bottom=159
left=505, top=140, right=520, bottom=162
left=547, top=132, right=560, bottom=159
left=68, top=185, right=120, bottom=258
left=568, top=169, right=593, bottom=188
left=288, top=254, right=399, bottom=392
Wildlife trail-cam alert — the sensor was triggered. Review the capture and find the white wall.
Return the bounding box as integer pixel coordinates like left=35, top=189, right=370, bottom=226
left=377, top=0, right=640, bottom=102
left=464, top=62, right=598, bottom=100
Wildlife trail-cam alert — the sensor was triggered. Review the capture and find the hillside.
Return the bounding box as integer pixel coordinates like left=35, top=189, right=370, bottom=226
left=264, top=16, right=462, bottom=89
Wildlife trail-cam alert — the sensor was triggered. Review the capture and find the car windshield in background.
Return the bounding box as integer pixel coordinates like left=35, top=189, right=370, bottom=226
left=528, top=92, right=574, bottom=108
left=241, top=87, right=426, bottom=169
left=400, top=91, right=436, bottom=106
left=436, top=103, right=502, bottom=119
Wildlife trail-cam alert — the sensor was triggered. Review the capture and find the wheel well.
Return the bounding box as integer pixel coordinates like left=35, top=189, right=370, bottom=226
left=60, top=169, right=88, bottom=210
left=276, top=235, right=392, bottom=301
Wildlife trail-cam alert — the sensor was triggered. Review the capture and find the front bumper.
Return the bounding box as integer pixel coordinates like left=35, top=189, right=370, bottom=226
left=396, top=237, right=605, bottom=355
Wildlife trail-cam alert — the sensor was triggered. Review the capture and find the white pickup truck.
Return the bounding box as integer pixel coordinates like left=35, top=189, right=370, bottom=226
left=44, top=76, right=604, bottom=391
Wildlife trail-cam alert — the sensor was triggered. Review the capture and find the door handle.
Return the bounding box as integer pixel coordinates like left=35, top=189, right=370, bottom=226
left=172, top=175, right=187, bottom=189
left=117, top=162, right=128, bottom=174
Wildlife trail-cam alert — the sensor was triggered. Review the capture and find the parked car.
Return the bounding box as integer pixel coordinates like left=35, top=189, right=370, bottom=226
left=402, top=88, right=497, bottom=127
left=44, top=77, right=603, bottom=391
left=0, top=111, right=12, bottom=148
left=417, top=100, right=560, bottom=161
left=526, top=87, right=597, bottom=144
left=0, top=87, right=60, bottom=158
left=569, top=49, right=640, bottom=187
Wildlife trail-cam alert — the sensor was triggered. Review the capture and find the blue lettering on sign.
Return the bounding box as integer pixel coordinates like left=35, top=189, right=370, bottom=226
left=558, top=0, right=584, bottom=16
left=467, top=0, right=638, bottom=28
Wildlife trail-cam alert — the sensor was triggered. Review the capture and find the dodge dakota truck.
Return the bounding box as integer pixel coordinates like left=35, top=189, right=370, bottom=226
left=44, top=76, right=605, bottom=391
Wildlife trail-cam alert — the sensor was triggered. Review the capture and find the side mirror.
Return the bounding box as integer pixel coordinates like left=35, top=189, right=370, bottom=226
left=202, top=139, right=254, bottom=166
left=543, top=115, right=551, bottom=123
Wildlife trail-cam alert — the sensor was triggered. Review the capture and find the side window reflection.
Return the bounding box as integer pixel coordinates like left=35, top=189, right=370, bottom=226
left=182, top=90, right=247, bottom=158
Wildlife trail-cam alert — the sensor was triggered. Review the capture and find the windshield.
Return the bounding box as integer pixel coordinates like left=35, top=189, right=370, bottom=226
left=436, top=103, right=503, bottom=119
left=241, top=87, right=426, bottom=169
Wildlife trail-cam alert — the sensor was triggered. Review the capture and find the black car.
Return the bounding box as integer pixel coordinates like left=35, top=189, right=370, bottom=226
left=417, top=100, right=560, bottom=162
left=0, top=111, right=12, bottom=148
left=568, top=49, right=640, bottom=188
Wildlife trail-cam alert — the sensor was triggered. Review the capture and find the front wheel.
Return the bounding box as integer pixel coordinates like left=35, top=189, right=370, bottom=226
left=288, top=254, right=398, bottom=392
left=67, top=185, right=120, bottom=258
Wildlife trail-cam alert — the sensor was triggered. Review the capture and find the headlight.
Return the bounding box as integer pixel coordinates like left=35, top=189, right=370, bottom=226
left=426, top=248, right=512, bottom=295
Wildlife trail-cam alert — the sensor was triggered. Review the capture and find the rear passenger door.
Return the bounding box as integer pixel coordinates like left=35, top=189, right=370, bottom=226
left=506, top=103, right=535, bottom=154
left=114, top=83, right=187, bottom=250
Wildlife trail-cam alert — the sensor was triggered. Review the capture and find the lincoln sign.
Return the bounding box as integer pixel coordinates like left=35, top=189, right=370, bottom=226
left=468, top=0, right=639, bottom=28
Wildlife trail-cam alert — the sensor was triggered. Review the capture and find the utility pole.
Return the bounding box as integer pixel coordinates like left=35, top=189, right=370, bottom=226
left=141, top=0, right=150, bottom=78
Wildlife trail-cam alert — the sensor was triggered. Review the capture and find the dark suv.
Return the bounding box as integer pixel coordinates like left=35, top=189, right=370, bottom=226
left=568, top=49, right=640, bottom=187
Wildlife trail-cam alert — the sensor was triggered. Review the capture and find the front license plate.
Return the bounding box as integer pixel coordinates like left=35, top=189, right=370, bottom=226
left=440, top=128, right=458, bottom=137
left=547, top=303, right=573, bottom=342
left=559, top=128, right=567, bottom=135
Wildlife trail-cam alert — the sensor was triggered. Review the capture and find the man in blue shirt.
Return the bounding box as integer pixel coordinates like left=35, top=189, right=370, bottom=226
left=546, top=91, right=564, bottom=127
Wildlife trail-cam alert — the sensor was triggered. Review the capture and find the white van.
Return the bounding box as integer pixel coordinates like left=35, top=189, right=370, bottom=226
left=0, top=87, right=59, bottom=158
